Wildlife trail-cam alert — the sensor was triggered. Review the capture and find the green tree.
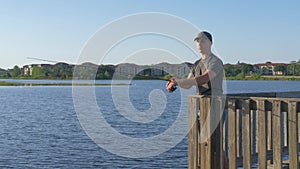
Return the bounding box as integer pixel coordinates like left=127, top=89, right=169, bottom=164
left=96, top=65, right=107, bottom=79
left=163, top=74, right=174, bottom=80
left=273, top=66, right=285, bottom=75
left=288, top=60, right=300, bottom=75
left=104, top=65, right=115, bottom=79
left=52, top=65, right=65, bottom=78
left=241, top=64, right=253, bottom=75
left=5, top=71, right=11, bottom=78
left=65, top=66, right=74, bottom=79
left=224, top=64, right=242, bottom=77
left=32, top=66, right=46, bottom=78
left=249, top=73, right=261, bottom=80
left=235, top=71, right=245, bottom=80
left=288, top=61, right=297, bottom=75
left=11, top=65, right=21, bottom=78
left=104, top=71, right=111, bottom=79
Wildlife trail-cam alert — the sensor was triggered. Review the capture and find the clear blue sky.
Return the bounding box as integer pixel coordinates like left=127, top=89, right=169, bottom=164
left=1, top=0, right=299, bottom=69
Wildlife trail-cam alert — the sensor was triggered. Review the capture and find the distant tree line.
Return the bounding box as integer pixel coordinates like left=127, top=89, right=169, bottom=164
left=224, top=59, right=300, bottom=79
left=0, top=64, right=171, bottom=80
left=2, top=65, right=73, bottom=79
left=0, top=64, right=116, bottom=79
left=224, top=63, right=254, bottom=78
left=1, top=59, right=300, bottom=80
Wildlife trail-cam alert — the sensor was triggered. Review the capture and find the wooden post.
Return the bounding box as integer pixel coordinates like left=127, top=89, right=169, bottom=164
left=288, top=101, right=299, bottom=169
left=228, top=99, right=237, bottom=169
left=188, top=96, right=199, bottom=169
left=213, top=97, right=224, bottom=169
left=200, top=97, right=211, bottom=169
left=272, top=100, right=282, bottom=169
left=267, top=111, right=273, bottom=150
left=243, top=99, right=252, bottom=169
left=283, top=111, right=288, bottom=147
left=257, top=100, right=267, bottom=169
left=236, top=108, right=242, bottom=158
left=251, top=109, right=257, bottom=155
left=266, top=100, right=273, bottom=164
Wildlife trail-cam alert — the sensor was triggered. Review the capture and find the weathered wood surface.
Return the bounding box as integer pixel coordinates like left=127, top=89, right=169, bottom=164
left=243, top=99, right=252, bottom=169
left=258, top=100, right=267, bottom=169
left=228, top=99, right=236, bottom=169
left=272, top=100, right=282, bottom=169
left=188, top=96, right=199, bottom=169
left=188, top=92, right=300, bottom=169
left=288, top=101, right=299, bottom=169
left=199, top=97, right=211, bottom=169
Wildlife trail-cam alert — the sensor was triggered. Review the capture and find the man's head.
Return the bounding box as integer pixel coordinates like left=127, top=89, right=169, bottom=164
left=194, top=31, right=213, bottom=55
left=194, top=31, right=212, bottom=43
left=194, top=31, right=213, bottom=43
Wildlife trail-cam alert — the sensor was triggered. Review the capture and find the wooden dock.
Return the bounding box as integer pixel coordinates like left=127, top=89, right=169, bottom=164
left=188, top=91, right=300, bottom=169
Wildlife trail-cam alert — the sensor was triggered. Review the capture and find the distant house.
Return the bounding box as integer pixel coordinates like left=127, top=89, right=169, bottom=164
left=158, top=62, right=192, bottom=78
left=114, top=62, right=192, bottom=79
left=115, top=63, right=140, bottom=75
left=22, top=64, right=53, bottom=76
left=253, top=62, right=288, bottom=75
left=22, top=64, right=38, bottom=76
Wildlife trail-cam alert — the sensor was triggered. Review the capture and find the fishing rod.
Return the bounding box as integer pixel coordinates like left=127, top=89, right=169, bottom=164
left=26, top=57, right=177, bottom=92
left=108, top=70, right=177, bottom=92
left=27, top=57, right=169, bottom=81
left=112, top=69, right=170, bottom=81
left=27, top=57, right=61, bottom=64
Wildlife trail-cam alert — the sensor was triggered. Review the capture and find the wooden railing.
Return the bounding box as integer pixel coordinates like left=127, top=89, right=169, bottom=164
left=188, top=92, right=300, bottom=169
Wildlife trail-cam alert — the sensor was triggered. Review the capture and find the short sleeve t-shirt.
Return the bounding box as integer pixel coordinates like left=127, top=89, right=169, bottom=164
left=191, top=54, right=224, bottom=95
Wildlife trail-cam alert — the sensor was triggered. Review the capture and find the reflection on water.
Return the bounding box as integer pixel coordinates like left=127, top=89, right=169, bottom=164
left=1, top=80, right=300, bottom=168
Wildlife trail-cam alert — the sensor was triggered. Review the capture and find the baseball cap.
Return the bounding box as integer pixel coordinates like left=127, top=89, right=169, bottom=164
left=194, top=31, right=213, bottom=42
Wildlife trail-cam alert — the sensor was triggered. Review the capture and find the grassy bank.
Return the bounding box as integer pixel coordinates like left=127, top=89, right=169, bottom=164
left=226, top=75, right=300, bottom=81
left=260, top=75, right=300, bottom=80
left=0, top=81, right=130, bottom=86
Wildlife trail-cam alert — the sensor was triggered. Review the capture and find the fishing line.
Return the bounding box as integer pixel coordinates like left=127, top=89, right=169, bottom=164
left=27, top=57, right=177, bottom=92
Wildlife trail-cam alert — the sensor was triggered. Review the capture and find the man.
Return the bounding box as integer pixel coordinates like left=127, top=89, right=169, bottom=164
left=166, top=31, right=224, bottom=95
left=166, top=31, right=227, bottom=168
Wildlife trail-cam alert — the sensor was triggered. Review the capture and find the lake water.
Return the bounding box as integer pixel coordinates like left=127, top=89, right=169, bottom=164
left=1, top=80, right=300, bottom=168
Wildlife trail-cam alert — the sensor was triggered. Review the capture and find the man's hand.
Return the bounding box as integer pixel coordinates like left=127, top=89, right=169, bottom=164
left=166, top=77, right=177, bottom=92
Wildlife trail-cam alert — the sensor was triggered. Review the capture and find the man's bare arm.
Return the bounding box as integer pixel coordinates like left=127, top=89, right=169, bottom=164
left=177, top=69, right=217, bottom=87
left=166, top=69, right=217, bottom=92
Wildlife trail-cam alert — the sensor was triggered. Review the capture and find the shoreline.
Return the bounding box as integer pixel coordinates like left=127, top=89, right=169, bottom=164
left=226, top=75, right=300, bottom=81
left=0, top=81, right=130, bottom=86
left=1, top=76, right=300, bottom=86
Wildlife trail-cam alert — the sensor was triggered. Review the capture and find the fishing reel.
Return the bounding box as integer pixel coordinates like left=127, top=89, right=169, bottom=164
left=170, top=83, right=177, bottom=92
left=166, top=79, right=178, bottom=92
